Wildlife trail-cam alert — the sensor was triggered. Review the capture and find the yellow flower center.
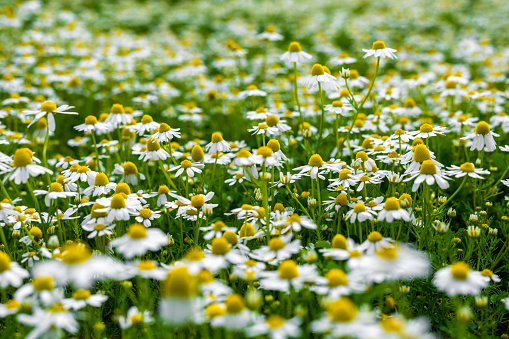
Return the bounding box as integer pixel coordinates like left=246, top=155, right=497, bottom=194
left=266, top=315, right=286, bottom=329
left=326, top=268, right=348, bottom=287
left=0, top=252, right=11, bottom=273
left=268, top=238, right=286, bottom=251
left=181, top=160, right=193, bottom=169
left=445, top=81, right=457, bottom=89
left=265, top=115, right=279, bottom=127
left=146, top=137, right=161, bottom=151
left=286, top=214, right=301, bottom=223
left=115, top=183, right=130, bottom=195
left=5, top=299, right=20, bottom=310
left=162, top=267, right=196, bottom=297
left=372, top=40, right=386, bottom=50
left=332, top=234, right=348, bottom=250
left=110, top=104, right=125, bottom=114
left=419, top=160, right=437, bottom=175
left=225, top=294, right=245, bottom=314
left=367, top=231, right=383, bottom=243
left=459, top=162, right=475, bottom=173
left=310, top=64, right=324, bottom=76
left=380, top=317, right=405, bottom=333
left=159, top=123, right=171, bottom=132
left=450, top=262, right=470, bottom=280
left=94, top=173, right=109, bottom=186
left=138, top=260, right=157, bottom=271
left=211, top=133, right=223, bottom=143
left=110, top=194, right=126, bottom=209
left=141, top=115, right=153, bottom=124
left=332, top=101, right=343, bottom=107
left=334, top=194, right=348, bottom=206
left=239, top=223, right=256, bottom=238
left=94, top=224, right=106, bottom=231
left=123, top=162, right=138, bottom=175
left=223, top=231, right=238, bottom=245
left=90, top=203, right=107, bottom=218
left=288, top=42, right=302, bottom=52
left=353, top=203, right=367, bottom=214
left=185, top=247, right=205, bottom=262
left=256, top=146, right=273, bottom=158
left=278, top=260, right=299, bottom=280
left=190, top=195, right=205, bottom=209
left=404, top=98, right=416, bottom=108
left=72, top=289, right=91, bottom=300
left=308, top=154, right=324, bottom=167
left=61, top=243, right=92, bottom=265
left=158, top=185, right=170, bottom=195
left=211, top=237, right=230, bottom=255
left=85, top=115, right=97, bottom=125
left=128, top=224, right=147, bottom=239
left=384, top=197, right=401, bottom=211
left=474, top=121, right=490, bottom=135
left=338, top=169, right=352, bottom=180
left=413, top=145, right=431, bottom=163
left=480, top=269, right=493, bottom=277
left=206, top=304, right=226, bottom=319
left=41, top=101, right=57, bottom=113
left=375, top=246, right=399, bottom=260
left=327, top=297, right=358, bottom=323
left=138, top=208, right=152, bottom=219
left=419, top=124, right=433, bottom=133
left=32, top=274, right=54, bottom=291
left=13, top=149, right=33, bottom=167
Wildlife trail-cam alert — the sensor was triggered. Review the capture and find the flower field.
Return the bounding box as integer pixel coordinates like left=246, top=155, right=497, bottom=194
left=2, top=0, right=509, bottom=338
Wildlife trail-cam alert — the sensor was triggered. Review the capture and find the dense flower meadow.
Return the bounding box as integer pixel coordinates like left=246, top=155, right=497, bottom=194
left=2, top=0, right=509, bottom=338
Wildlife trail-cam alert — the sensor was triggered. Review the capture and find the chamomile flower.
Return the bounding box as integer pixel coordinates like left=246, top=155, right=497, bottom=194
left=303, top=64, right=338, bottom=93
left=171, top=159, right=204, bottom=178
left=17, top=304, right=78, bottom=338
left=405, top=160, right=450, bottom=192
left=62, top=290, right=108, bottom=311
left=33, top=182, right=78, bottom=206
left=250, top=236, right=301, bottom=264
left=206, top=133, right=230, bottom=154
left=433, top=262, right=488, bottom=296
left=200, top=221, right=237, bottom=240
left=82, top=223, right=115, bottom=239
left=446, top=162, right=490, bottom=179
left=248, top=315, right=302, bottom=339
left=0, top=251, right=29, bottom=288
left=6, top=148, right=52, bottom=185
left=259, top=260, right=318, bottom=292
left=362, top=40, right=397, bottom=59
left=462, top=121, right=498, bottom=152
left=376, top=198, right=410, bottom=223
left=83, top=172, right=116, bottom=196
left=137, top=137, right=170, bottom=161
left=119, top=306, right=154, bottom=329
left=110, top=223, right=167, bottom=259
left=135, top=208, right=161, bottom=227
left=280, top=42, right=312, bottom=64
left=25, top=101, right=78, bottom=132
left=151, top=123, right=181, bottom=142
left=345, top=203, right=377, bottom=223
left=409, top=123, right=447, bottom=139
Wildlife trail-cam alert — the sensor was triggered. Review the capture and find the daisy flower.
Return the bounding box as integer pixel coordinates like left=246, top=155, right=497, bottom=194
left=137, top=137, right=170, bottom=161
left=248, top=315, right=302, bottom=339
left=257, top=25, right=283, bottom=41
left=348, top=244, right=431, bottom=283
left=119, top=306, right=154, bottom=329
left=238, top=84, right=267, bottom=99
left=112, top=162, right=145, bottom=185
left=461, top=121, right=498, bottom=152
left=433, top=262, right=488, bottom=296
left=211, top=294, right=253, bottom=330
left=135, top=208, right=161, bottom=227
left=302, top=64, right=338, bottom=93
left=151, top=122, right=181, bottom=142
left=62, top=289, right=108, bottom=311
left=0, top=251, right=29, bottom=288
left=83, top=172, right=116, bottom=196
left=345, top=202, right=377, bottom=223
left=104, top=104, right=132, bottom=126
left=376, top=198, right=410, bottom=223
left=409, top=123, right=447, bottom=139
left=155, top=185, right=172, bottom=206
left=311, top=268, right=366, bottom=298
left=279, top=42, right=312, bottom=64
left=200, top=221, right=237, bottom=240
left=358, top=231, right=394, bottom=255
left=446, top=162, right=490, bottom=179
left=259, top=260, right=318, bottom=292
left=6, top=148, right=53, bottom=185
left=250, top=237, right=301, bottom=264
left=362, top=40, right=397, bottom=59
left=82, top=223, right=115, bottom=239
left=33, top=182, right=78, bottom=206
left=171, top=159, right=204, bottom=178
left=96, top=194, right=140, bottom=224
left=26, top=101, right=78, bottom=132
left=405, top=160, right=450, bottom=192
left=294, top=154, right=325, bottom=179
left=276, top=212, right=316, bottom=232
left=311, top=297, right=378, bottom=338
left=17, top=304, right=78, bottom=339
left=324, top=100, right=354, bottom=116
left=110, top=223, right=167, bottom=259
left=206, top=133, right=230, bottom=154
left=74, top=115, right=110, bottom=134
